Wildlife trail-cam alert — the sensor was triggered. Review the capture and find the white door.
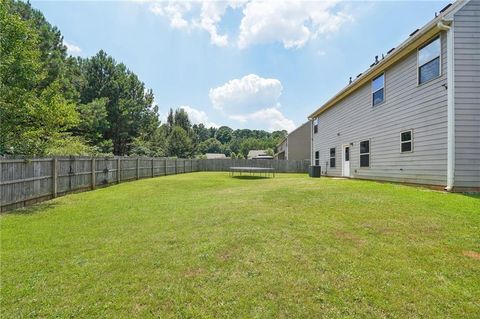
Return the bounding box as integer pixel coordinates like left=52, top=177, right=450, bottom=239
left=342, top=145, right=350, bottom=177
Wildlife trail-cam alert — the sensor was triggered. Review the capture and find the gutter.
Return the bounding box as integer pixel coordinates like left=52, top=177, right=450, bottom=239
left=437, top=18, right=455, bottom=191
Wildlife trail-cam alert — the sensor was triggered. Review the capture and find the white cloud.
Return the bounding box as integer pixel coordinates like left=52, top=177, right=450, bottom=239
left=147, top=0, right=352, bottom=49
left=149, top=2, right=191, bottom=29
left=232, top=108, right=296, bottom=132
left=238, top=1, right=352, bottom=49
left=64, top=40, right=81, bottom=55
left=149, top=1, right=243, bottom=46
left=209, top=74, right=295, bottom=132
left=179, top=105, right=218, bottom=128
left=209, top=74, right=282, bottom=114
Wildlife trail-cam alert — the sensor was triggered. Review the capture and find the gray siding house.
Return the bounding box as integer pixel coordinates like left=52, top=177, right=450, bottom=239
left=275, top=122, right=311, bottom=160
left=309, top=0, right=479, bottom=191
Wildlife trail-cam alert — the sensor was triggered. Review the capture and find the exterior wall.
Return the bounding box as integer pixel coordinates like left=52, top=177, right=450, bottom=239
left=453, top=0, right=480, bottom=189
left=312, top=32, right=449, bottom=186
left=286, top=122, right=311, bottom=161
left=276, top=139, right=288, bottom=159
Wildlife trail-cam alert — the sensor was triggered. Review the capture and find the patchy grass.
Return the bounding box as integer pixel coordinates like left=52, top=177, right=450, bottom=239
left=1, top=173, right=479, bottom=318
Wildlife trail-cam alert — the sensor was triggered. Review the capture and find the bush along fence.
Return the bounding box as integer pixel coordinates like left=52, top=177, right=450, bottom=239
left=0, top=157, right=310, bottom=212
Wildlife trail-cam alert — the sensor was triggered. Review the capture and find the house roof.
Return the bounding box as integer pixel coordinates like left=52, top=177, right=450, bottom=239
left=205, top=153, right=226, bottom=159
left=308, top=1, right=467, bottom=120
left=247, top=150, right=268, bottom=158
left=276, top=137, right=287, bottom=147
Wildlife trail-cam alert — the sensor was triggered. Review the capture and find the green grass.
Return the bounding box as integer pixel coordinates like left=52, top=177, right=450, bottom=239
left=1, top=173, right=479, bottom=318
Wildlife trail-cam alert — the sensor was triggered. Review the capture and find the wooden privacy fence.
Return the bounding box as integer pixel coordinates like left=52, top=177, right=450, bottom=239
left=0, top=157, right=199, bottom=212
left=0, top=157, right=309, bottom=212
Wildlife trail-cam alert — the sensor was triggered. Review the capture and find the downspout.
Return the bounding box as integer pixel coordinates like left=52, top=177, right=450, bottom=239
left=437, top=18, right=455, bottom=191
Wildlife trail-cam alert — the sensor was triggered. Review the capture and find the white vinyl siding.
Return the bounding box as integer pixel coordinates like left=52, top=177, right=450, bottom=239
left=312, top=32, right=448, bottom=185
left=453, top=0, right=480, bottom=189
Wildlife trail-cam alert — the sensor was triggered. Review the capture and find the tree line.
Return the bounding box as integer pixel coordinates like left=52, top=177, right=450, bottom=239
left=0, top=0, right=286, bottom=158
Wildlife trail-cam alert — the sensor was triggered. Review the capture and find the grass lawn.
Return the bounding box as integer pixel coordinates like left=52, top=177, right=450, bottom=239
left=1, top=172, right=479, bottom=318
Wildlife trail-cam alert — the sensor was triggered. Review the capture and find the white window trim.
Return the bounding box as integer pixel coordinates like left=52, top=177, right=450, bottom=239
left=372, top=73, right=386, bottom=107
left=314, top=150, right=320, bottom=166
left=417, top=35, right=442, bottom=86
left=359, top=139, right=370, bottom=168
left=400, top=129, right=414, bottom=153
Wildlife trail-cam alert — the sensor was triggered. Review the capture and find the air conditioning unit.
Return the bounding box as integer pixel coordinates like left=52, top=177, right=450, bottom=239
left=309, top=165, right=321, bottom=178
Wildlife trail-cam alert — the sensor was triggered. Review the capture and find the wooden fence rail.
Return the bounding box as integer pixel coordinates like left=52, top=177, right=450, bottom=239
left=0, top=157, right=199, bottom=212
left=1, top=157, right=309, bottom=212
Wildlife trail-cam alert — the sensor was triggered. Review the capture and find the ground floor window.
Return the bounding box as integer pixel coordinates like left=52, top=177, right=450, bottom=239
left=360, top=140, right=370, bottom=167
left=330, top=148, right=336, bottom=168
left=401, top=130, right=413, bottom=152
left=315, top=151, right=319, bottom=166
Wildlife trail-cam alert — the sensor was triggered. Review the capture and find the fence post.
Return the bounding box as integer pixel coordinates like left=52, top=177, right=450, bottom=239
left=136, top=158, right=140, bottom=180
left=175, top=159, right=177, bottom=174
left=52, top=158, right=58, bottom=198
left=151, top=158, right=154, bottom=177
left=184, top=160, right=186, bottom=174
left=117, top=158, right=121, bottom=183
left=91, top=158, right=96, bottom=190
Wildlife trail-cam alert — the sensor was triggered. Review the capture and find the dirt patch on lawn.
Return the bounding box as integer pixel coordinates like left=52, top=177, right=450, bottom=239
left=463, top=251, right=480, bottom=260
left=218, top=252, right=232, bottom=261
left=184, top=267, right=205, bottom=277
left=334, top=230, right=366, bottom=247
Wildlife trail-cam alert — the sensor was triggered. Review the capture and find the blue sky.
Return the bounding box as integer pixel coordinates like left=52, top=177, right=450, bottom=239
left=32, top=0, right=449, bottom=132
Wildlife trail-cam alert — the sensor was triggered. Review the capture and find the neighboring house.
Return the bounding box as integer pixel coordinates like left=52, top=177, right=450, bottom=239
left=247, top=150, right=273, bottom=159
left=276, top=138, right=288, bottom=160
left=309, top=0, right=479, bottom=191
left=205, top=153, right=227, bottom=159
left=275, top=122, right=310, bottom=160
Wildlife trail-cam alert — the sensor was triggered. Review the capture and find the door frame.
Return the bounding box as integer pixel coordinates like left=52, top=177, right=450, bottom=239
left=342, top=144, right=351, bottom=177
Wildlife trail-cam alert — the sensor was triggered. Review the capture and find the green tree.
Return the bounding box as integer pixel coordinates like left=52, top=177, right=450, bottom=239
left=174, top=109, right=191, bottom=133
left=208, top=127, right=217, bottom=139
left=0, top=2, right=79, bottom=155
left=166, top=126, right=192, bottom=158
left=215, top=126, right=233, bottom=144
left=193, top=123, right=210, bottom=143
left=239, top=137, right=277, bottom=158
left=198, top=138, right=223, bottom=154
left=79, top=51, right=160, bottom=155
left=73, top=98, right=110, bottom=150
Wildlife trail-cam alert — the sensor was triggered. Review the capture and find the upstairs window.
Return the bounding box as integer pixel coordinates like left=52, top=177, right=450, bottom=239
left=315, top=151, right=319, bottom=166
left=401, top=130, right=413, bottom=152
left=313, top=118, right=319, bottom=134
left=360, top=140, right=370, bottom=167
left=329, top=148, right=336, bottom=168
left=372, top=74, right=385, bottom=106
left=418, top=37, right=441, bottom=84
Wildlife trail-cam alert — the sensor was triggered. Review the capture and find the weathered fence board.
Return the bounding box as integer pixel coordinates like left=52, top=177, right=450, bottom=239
left=1, top=157, right=309, bottom=212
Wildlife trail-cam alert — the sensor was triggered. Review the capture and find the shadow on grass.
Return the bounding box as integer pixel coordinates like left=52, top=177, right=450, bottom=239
left=462, top=193, right=480, bottom=200
left=231, top=176, right=272, bottom=180
left=3, top=201, right=60, bottom=216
